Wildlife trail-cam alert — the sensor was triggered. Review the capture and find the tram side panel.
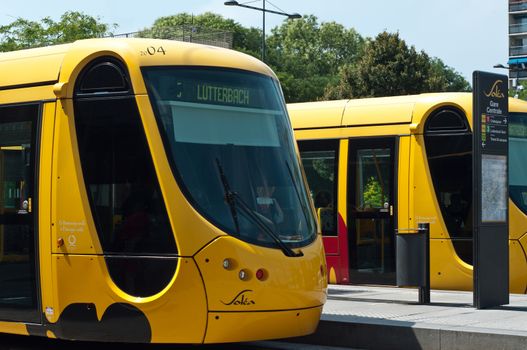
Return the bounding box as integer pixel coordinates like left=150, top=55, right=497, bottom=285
left=47, top=99, right=208, bottom=343
left=411, top=131, right=473, bottom=291
left=39, top=101, right=57, bottom=330
left=397, top=136, right=411, bottom=237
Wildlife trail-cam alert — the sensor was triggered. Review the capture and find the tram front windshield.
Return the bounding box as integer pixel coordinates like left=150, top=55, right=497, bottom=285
left=142, top=67, right=316, bottom=249
left=510, top=112, right=527, bottom=215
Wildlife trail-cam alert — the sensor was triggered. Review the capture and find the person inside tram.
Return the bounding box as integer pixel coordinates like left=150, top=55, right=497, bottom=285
left=445, top=192, right=467, bottom=233
left=315, top=190, right=333, bottom=209
left=315, top=190, right=335, bottom=234
left=256, top=183, right=284, bottom=225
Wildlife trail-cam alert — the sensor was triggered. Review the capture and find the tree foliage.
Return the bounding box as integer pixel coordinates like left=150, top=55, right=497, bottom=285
left=266, top=15, right=364, bottom=102
left=325, top=32, right=470, bottom=99
left=0, top=11, right=115, bottom=51
left=363, top=177, right=386, bottom=208
left=509, top=80, right=527, bottom=100
left=139, top=12, right=261, bottom=57
left=0, top=11, right=470, bottom=103
left=427, top=58, right=471, bottom=93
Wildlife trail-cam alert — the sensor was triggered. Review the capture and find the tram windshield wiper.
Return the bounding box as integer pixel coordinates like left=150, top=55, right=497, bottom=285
left=215, top=159, right=303, bottom=258
left=216, top=159, right=240, bottom=234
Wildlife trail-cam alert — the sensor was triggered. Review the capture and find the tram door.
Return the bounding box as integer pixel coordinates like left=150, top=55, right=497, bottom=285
left=348, top=137, right=396, bottom=285
left=0, top=104, right=39, bottom=323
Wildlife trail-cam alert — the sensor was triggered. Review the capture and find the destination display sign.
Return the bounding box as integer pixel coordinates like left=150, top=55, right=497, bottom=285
left=142, top=68, right=280, bottom=110
left=472, top=71, right=509, bottom=309
left=170, top=80, right=256, bottom=107
left=196, top=84, right=251, bottom=106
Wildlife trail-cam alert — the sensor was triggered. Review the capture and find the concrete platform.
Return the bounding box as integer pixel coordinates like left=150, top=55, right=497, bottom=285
left=292, top=285, right=527, bottom=350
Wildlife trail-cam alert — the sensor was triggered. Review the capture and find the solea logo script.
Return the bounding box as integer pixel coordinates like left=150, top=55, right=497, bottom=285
left=221, top=290, right=256, bottom=306
left=484, top=80, right=505, bottom=99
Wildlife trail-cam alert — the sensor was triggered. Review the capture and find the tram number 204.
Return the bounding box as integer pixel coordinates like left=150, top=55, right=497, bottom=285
left=140, top=46, right=166, bottom=56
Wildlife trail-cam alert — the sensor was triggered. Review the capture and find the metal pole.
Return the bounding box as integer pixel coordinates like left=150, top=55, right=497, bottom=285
left=262, top=0, right=266, bottom=62
left=418, top=222, right=431, bottom=304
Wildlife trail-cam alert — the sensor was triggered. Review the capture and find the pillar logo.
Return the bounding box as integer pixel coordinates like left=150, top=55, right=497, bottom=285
left=484, top=80, right=505, bottom=99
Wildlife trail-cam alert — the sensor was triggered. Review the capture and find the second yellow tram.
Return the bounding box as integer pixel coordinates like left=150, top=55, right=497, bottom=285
left=289, top=93, right=527, bottom=293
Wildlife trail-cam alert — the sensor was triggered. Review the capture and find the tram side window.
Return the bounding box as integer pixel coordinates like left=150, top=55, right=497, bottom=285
left=299, top=140, right=339, bottom=236
left=509, top=113, right=527, bottom=215
left=74, top=97, right=177, bottom=255
left=424, top=108, right=472, bottom=264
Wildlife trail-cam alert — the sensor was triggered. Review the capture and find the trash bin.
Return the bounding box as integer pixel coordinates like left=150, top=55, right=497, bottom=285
left=395, top=223, right=430, bottom=304
left=396, top=230, right=426, bottom=287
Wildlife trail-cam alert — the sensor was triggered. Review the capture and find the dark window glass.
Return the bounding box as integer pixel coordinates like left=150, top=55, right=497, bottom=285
left=74, top=94, right=177, bottom=297
left=76, top=58, right=130, bottom=95
left=105, top=257, right=177, bottom=297
left=509, top=113, right=527, bottom=215
left=142, top=67, right=316, bottom=249
left=348, top=140, right=395, bottom=279
left=299, top=140, right=338, bottom=236
left=426, top=108, right=468, bottom=132
left=424, top=108, right=472, bottom=265
left=74, top=97, right=176, bottom=256
left=0, top=104, right=39, bottom=322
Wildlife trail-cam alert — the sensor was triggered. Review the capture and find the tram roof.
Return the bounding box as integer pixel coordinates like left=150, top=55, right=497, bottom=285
left=287, top=92, right=514, bottom=129
left=0, top=38, right=275, bottom=96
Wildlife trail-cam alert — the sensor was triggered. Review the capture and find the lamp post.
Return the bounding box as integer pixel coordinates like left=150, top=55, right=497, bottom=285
left=224, top=0, right=301, bottom=62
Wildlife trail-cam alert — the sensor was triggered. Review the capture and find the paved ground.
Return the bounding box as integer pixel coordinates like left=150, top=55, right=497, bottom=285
left=291, top=285, right=527, bottom=349
left=0, top=333, right=351, bottom=350
left=5, top=285, right=527, bottom=349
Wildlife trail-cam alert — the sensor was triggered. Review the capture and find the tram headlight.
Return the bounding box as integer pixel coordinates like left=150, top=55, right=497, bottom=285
left=239, top=269, right=248, bottom=281
left=223, top=258, right=232, bottom=270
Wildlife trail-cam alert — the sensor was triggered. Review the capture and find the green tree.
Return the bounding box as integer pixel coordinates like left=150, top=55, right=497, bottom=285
left=427, top=58, right=471, bottom=92
left=266, top=15, right=364, bottom=102
left=509, top=80, right=527, bottom=100
left=0, top=11, right=115, bottom=51
left=363, top=177, right=386, bottom=208
left=139, top=12, right=261, bottom=57
left=325, top=31, right=470, bottom=99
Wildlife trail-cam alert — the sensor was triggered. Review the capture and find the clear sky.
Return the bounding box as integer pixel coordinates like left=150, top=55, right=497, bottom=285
left=1, top=0, right=507, bottom=81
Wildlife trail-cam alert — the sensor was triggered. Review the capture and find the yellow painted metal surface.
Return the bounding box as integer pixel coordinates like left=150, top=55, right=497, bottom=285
left=0, top=45, right=67, bottom=87
left=195, top=236, right=326, bottom=312
left=205, top=306, right=322, bottom=343
left=338, top=139, right=349, bottom=234
left=510, top=199, right=527, bottom=240
left=412, top=131, right=473, bottom=290
left=328, top=267, right=337, bottom=284
left=51, top=99, right=100, bottom=256
left=288, top=100, right=347, bottom=129
left=39, top=102, right=56, bottom=322
left=52, top=255, right=207, bottom=343
left=430, top=239, right=472, bottom=291
left=52, top=39, right=275, bottom=100
left=342, top=96, right=415, bottom=126
left=0, top=86, right=56, bottom=105
left=510, top=240, right=527, bottom=294
left=397, top=136, right=411, bottom=232
left=0, top=321, right=29, bottom=336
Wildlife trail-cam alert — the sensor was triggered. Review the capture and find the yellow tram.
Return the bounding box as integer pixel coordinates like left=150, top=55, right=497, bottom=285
left=0, top=38, right=326, bottom=343
left=289, top=93, right=527, bottom=293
